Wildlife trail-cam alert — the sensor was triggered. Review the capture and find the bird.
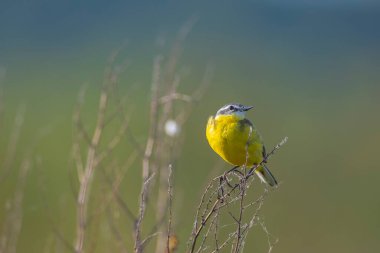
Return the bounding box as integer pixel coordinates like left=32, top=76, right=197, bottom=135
left=206, top=103, right=277, bottom=186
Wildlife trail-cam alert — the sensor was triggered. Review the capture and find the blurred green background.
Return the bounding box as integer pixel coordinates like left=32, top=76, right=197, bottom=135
left=1, top=1, right=380, bottom=252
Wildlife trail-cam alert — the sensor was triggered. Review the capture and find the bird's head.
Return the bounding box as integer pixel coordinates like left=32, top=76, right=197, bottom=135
left=215, top=103, right=254, bottom=119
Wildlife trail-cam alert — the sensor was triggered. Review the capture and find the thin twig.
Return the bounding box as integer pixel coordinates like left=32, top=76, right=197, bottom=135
left=213, top=200, right=220, bottom=253
left=134, top=173, right=156, bottom=253
left=134, top=55, right=162, bottom=253
left=188, top=137, right=288, bottom=253
left=232, top=126, right=252, bottom=253
left=74, top=80, right=109, bottom=253
left=233, top=179, right=246, bottom=253
left=140, top=232, right=161, bottom=249
left=142, top=55, right=162, bottom=180
left=166, top=165, right=174, bottom=253
left=72, top=84, right=89, bottom=181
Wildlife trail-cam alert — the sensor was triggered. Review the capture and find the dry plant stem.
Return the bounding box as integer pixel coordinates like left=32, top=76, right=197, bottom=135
left=154, top=168, right=171, bottom=253
left=188, top=137, right=288, bottom=253
left=154, top=26, right=195, bottom=248
left=140, top=232, right=161, bottom=250
left=134, top=173, right=156, bottom=253
left=213, top=202, right=220, bottom=252
left=187, top=177, right=223, bottom=250
left=189, top=185, right=229, bottom=253
left=208, top=186, right=266, bottom=253
left=259, top=220, right=278, bottom=253
left=233, top=177, right=246, bottom=253
left=72, top=84, right=88, bottom=181
left=134, top=55, right=162, bottom=253
left=71, top=64, right=134, bottom=251
left=233, top=197, right=269, bottom=253
left=210, top=232, right=237, bottom=253
left=196, top=214, right=217, bottom=253
left=232, top=127, right=252, bottom=253
left=154, top=22, right=211, bottom=251
left=166, top=165, right=173, bottom=253
left=142, top=55, right=162, bottom=180
left=74, top=84, right=109, bottom=253
left=191, top=179, right=215, bottom=238
left=154, top=71, right=179, bottom=253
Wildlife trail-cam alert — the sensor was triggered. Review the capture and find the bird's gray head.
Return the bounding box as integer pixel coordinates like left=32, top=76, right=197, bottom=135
left=215, top=103, right=254, bottom=118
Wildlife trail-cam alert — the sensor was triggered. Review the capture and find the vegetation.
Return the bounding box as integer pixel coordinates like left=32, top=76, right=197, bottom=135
left=0, top=23, right=287, bottom=253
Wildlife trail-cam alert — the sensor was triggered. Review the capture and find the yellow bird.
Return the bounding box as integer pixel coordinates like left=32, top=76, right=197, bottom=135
left=206, top=103, right=277, bottom=186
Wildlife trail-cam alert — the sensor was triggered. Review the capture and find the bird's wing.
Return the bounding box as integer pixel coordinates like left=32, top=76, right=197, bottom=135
left=241, top=118, right=267, bottom=160
left=238, top=118, right=253, bottom=132
left=262, top=145, right=267, bottom=162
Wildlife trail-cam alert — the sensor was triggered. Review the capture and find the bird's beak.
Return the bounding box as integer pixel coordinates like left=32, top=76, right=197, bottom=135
left=242, top=105, right=254, bottom=111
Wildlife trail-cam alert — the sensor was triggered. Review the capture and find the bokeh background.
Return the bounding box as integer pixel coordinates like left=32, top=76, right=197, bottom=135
left=1, top=1, right=380, bottom=252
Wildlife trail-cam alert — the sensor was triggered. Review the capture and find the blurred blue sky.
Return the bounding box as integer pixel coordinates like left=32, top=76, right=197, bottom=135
left=1, top=1, right=379, bottom=97
left=1, top=0, right=379, bottom=51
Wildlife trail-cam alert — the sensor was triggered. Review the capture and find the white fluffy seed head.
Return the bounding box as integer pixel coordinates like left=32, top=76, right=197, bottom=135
left=165, top=119, right=180, bottom=137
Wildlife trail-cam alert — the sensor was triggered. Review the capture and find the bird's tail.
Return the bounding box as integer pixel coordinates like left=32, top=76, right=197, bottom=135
left=255, top=164, right=278, bottom=187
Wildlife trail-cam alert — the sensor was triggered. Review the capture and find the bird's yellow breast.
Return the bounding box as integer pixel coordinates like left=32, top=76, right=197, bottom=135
left=206, top=114, right=264, bottom=166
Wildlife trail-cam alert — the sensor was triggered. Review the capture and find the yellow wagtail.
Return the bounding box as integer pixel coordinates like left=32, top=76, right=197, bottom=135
left=206, top=103, right=277, bottom=186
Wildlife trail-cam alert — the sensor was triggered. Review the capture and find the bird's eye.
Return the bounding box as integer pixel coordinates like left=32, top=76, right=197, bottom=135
left=229, top=105, right=234, bottom=111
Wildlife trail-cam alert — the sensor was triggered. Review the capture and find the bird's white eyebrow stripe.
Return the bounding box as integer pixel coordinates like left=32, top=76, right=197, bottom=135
left=215, top=103, right=248, bottom=116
